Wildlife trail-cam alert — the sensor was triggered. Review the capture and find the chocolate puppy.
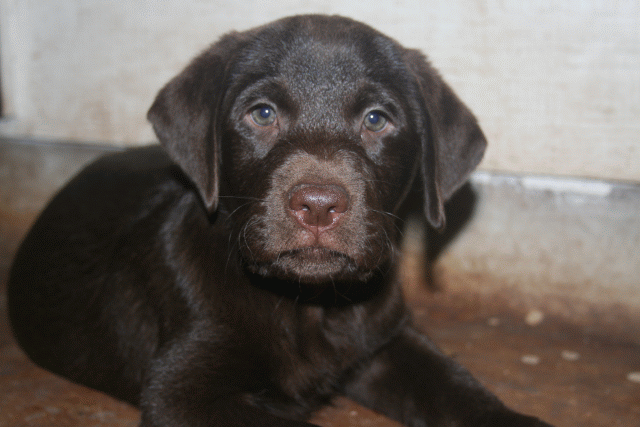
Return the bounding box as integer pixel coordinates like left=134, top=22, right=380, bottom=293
left=9, top=14, right=552, bottom=427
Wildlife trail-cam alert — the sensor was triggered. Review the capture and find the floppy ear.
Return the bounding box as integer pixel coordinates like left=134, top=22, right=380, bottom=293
left=147, top=33, right=246, bottom=213
left=404, top=50, right=487, bottom=230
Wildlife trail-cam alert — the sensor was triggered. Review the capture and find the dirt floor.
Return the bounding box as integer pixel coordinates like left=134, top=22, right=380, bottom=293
left=1, top=140, right=639, bottom=426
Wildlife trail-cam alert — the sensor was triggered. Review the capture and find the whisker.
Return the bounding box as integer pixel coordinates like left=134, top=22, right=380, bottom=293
left=370, top=209, right=405, bottom=237
left=224, top=200, right=260, bottom=220
left=370, top=208, right=404, bottom=223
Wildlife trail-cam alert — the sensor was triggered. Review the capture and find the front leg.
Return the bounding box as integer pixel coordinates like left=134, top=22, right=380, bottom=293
left=345, top=327, right=553, bottom=426
left=140, top=394, right=317, bottom=427
left=139, top=335, right=317, bottom=427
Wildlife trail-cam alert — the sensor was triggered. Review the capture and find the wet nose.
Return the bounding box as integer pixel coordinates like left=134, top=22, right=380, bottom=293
left=288, top=184, right=349, bottom=232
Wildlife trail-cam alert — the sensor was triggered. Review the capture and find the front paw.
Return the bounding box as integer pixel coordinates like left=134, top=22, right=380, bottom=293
left=481, top=410, right=554, bottom=427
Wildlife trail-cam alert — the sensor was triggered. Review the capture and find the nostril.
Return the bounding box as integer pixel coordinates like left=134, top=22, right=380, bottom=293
left=288, top=184, right=349, bottom=230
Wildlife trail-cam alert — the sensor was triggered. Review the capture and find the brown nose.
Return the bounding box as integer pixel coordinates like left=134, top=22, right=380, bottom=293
left=288, top=184, right=349, bottom=232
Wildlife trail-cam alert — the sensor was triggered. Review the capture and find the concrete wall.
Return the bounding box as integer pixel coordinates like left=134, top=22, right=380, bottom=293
left=434, top=173, right=640, bottom=343
left=1, top=0, right=639, bottom=183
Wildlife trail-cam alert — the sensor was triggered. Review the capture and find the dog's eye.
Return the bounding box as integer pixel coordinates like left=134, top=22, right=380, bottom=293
left=250, top=106, right=277, bottom=126
left=363, top=111, right=388, bottom=132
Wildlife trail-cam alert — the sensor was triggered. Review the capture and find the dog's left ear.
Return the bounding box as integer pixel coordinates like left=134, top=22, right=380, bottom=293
left=403, top=50, right=487, bottom=230
left=147, top=33, right=248, bottom=213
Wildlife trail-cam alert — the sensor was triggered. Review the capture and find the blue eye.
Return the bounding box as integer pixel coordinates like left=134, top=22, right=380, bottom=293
left=251, top=106, right=277, bottom=126
left=364, top=111, right=388, bottom=132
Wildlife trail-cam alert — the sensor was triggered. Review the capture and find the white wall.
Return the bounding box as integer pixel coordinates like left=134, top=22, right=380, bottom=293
left=1, top=0, right=639, bottom=182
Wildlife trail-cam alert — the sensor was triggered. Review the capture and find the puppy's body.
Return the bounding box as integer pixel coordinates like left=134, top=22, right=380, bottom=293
left=9, top=15, right=551, bottom=427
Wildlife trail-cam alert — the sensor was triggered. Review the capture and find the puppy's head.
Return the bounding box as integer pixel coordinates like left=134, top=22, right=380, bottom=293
left=148, top=15, right=485, bottom=288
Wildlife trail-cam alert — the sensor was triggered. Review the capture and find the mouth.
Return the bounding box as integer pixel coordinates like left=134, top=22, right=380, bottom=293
left=246, top=247, right=371, bottom=284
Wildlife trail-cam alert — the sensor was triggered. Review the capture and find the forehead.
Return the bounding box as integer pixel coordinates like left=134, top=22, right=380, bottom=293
left=277, top=40, right=369, bottom=106
left=283, top=38, right=362, bottom=80
left=230, top=18, right=410, bottom=97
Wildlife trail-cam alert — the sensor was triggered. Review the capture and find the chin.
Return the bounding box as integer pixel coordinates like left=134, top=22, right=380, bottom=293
left=246, top=247, right=378, bottom=288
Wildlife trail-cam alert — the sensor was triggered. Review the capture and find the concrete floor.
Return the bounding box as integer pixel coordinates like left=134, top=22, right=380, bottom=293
left=1, top=139, right=639, bottom=426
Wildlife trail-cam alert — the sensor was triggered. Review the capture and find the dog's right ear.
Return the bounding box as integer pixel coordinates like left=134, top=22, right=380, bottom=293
left=147, top=33, right=247, bottom=213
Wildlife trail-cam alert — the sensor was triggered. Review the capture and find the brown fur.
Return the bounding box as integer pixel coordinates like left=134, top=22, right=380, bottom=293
left=9, top=15, right=551, bottom=427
